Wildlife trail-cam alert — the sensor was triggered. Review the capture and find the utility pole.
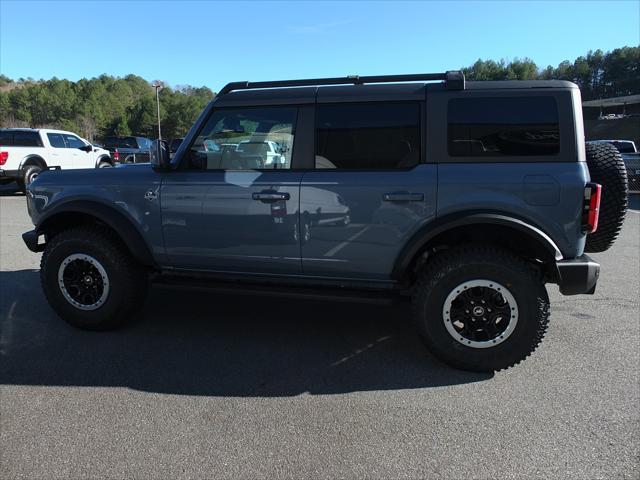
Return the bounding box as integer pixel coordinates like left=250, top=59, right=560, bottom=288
left=152, top=81, right=163, bottom=141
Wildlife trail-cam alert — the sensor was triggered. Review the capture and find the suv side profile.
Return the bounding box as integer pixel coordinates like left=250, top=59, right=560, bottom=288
left=22, top=72, right=628, bottom=372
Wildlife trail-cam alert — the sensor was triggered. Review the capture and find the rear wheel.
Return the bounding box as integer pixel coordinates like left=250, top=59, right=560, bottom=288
left=412, top=245, right=550, bottom=372
left=41, top=226, right=148, bottom=330
left=21, top=164, right=43, bottom=189
left=97, top=160, right=112, bottom=168
left=585, top=142, right=628, bottom=253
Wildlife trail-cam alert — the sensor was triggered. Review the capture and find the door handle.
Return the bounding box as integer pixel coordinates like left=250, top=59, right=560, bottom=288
left=252, top=191, right=290, bottom=203
left=382, top=192, right=424, bottom=202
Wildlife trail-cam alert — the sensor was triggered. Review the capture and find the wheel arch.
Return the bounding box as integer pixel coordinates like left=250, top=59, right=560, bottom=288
left=393, top=212, right=563, bottom=282
left=20, top=155, right=48, bottom=170
left=37, top=201, right=155, bottom=267
left=95, top=154, right=113, bottom=167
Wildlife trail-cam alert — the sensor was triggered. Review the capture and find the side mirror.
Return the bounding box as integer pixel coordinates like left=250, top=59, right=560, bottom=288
left=150, top=139, right=170, bottom=169
left=80, top=144, right=93, bottom=152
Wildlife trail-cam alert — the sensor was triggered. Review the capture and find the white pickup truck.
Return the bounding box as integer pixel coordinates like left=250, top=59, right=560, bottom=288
left=0, top=128, right=113, bottom=189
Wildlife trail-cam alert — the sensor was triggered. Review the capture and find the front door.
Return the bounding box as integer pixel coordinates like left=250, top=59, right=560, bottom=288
left=61, top=133, right=87, bottom=168
left=161, top=106, right=303, bottom=274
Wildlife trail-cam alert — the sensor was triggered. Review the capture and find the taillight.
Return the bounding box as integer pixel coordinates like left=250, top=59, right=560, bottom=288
left=583, top=183, right=602, bottom=234
left=113, top=150, right=120, bottom=161
left=0, top=151, right=8, bottom=166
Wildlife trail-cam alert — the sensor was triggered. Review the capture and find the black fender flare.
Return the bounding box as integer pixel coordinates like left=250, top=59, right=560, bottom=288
left=391, top=212, right=562, bottom=280
left=37, top=200, right=155, bottom=267
left=96, top=154, right=113, bottom=167
left=20, top=155, right=48, bottom=170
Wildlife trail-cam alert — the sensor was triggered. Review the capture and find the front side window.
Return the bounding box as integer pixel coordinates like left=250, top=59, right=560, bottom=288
left=47, top=133, right=66, bottom=148
left=63, top=134, right=86, bottom=149
left=188, top=107, right=297, bottom=170
left=315, top=103, right=421, bottom=169
left=448, top=97, right=560, bottom=157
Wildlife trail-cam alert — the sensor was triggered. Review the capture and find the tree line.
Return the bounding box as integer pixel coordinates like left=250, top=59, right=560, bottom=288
left=0, top=74, right=214, bottom=141
left=0, top=45, right=637, bottom=141
left=462, top=46, right=639, bottom=100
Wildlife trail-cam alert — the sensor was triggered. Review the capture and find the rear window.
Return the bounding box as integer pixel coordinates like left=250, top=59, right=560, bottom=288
left=13, top=131, right=43, bottom=147
left=315, top=103, right=421, bottom=169
left=0, top=130, right=12, bottom=146
left=448, top=97, right=560, bottom=157
left=104, top=136, right=138, bottom=149
left=47, top=133, right=66, bottom=148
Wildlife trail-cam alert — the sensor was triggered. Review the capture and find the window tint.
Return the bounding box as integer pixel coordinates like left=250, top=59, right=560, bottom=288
left=47, top=133, right=67, bottom=148
left=315, top=103, right=420, bottom=169
left=103, top=136, right=138, bottom=149
left=448, top=97, right=560, bottom=157
left=0, top=131, right=13, bottom=146
left=188, top=107, right=297, bottom=170
left=13, top=131, right=43, bottom=147
left=63, top=134, right=85, bottom=149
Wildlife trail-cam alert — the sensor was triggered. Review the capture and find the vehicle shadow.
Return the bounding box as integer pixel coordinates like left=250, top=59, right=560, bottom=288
left=0, top=270, right=491, bottom=396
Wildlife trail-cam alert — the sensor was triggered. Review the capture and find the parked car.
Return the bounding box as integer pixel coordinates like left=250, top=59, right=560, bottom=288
left=23, top=72, right=629, bottom=372
left=102, top=136, right=153, bottom=164
left=168, top=138, right=183, bottom=159
left=0, top=128, right=113, bottom=188
left=588, top=140, right=640, bottom=193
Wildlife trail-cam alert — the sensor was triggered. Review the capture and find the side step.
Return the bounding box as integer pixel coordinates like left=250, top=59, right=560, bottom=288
left=153, top=275, right=404, bottom=305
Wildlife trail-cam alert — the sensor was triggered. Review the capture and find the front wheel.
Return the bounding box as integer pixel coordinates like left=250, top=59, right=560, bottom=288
left=40, top=226, right=148, bottom=330
left=412, top=245, right=550, bottom=372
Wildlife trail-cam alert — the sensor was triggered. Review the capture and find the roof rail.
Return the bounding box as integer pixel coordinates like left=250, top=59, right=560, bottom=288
left=217, top=70, right=465, bottom=96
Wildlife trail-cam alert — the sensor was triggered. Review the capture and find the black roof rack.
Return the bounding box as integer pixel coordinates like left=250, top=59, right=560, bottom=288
left=217, top=70, right=465, bottom=96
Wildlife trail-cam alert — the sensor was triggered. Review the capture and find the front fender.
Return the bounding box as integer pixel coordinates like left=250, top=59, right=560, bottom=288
left=36, top=199, right=156, bottom=266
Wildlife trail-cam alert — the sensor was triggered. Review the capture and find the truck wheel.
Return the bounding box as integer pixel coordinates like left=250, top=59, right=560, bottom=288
left=40, top=226, right=148, bottom=330
left=585, top=143, right=628, bottom=253
left=412, top=245, right=550, bottom=372
left=22, top=165, right=43, bottom=187
left=97, top=160, right=112, bottom=168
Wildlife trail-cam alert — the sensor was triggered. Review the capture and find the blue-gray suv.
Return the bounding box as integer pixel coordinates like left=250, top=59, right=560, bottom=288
left=22, top=72, right=629, bottom=372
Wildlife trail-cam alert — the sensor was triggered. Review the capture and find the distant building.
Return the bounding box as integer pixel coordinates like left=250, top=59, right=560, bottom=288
left=582, top=94, right=640, bottom=145
left=583, top=94, right=640, bottom=120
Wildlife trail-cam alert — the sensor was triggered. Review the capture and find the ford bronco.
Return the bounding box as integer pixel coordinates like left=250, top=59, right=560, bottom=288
left=22, top=72, right=629, bottom=371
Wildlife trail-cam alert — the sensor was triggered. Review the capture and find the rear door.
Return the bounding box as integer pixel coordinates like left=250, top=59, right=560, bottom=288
left=45, top=132, right=71, bottom=167
left=161, top=105, right=305, bottom=274
left=300, top=94, right=437, bottom=281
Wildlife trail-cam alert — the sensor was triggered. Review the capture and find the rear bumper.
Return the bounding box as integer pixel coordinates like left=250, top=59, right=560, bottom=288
left=555, top=254, right=600, bottom=295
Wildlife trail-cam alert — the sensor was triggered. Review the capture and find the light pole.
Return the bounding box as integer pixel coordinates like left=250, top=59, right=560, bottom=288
left=151, top=81, right=163, bottom=141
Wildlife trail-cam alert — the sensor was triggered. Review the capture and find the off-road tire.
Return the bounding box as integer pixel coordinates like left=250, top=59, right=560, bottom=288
left=40, top=226, right=148, bottom=330
left=412, top=245, right=550, bottom=372
left=585, top=142, right=628, bottom=253
left=21, top=165, right=43, bottom=189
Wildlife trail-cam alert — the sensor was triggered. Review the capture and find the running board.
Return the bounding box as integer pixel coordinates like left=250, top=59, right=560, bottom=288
left=153, top=275, right=403, bottom=305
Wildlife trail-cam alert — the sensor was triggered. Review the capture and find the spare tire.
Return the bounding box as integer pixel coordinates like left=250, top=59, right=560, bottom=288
left=584, top=142, right=628, bottom=253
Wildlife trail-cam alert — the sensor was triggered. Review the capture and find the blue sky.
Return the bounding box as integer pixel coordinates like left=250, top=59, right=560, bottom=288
left=1, top=0, right=638, bottom=90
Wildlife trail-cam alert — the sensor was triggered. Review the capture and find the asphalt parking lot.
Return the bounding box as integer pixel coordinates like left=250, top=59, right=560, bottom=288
left=1, top=190, right=638, bottom=479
